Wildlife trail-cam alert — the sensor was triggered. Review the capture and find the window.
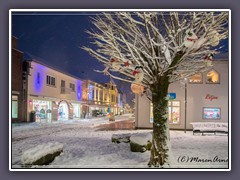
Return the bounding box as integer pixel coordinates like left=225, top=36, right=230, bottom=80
left=150, top=100, right=180, bottom=124
left=203, top=107, right=221, bottom=120
left=206, top=69, right=220, bottom=84
left=46, top=75, right=56, bottom=86
left=88, top=84, right=94, bottom=101
left=189, top=73, right=202, bottom=83
left=96, top=89, right=98, bottom=100
left=112, top=95, right=115, bottom=102
left=168, top=101, right=180, bottom=124
left=61, top=80, right=65, bottom=87
left=12, top=95, right=18, bottom=118
left=69, top=83, right=75, bottom=91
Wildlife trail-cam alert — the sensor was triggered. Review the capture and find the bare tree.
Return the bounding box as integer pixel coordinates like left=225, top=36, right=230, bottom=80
left=83, top=11, right=228, bottom=167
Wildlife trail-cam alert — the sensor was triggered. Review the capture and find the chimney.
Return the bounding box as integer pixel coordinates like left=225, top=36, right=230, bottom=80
left=12, top=36, right=18, bottom=49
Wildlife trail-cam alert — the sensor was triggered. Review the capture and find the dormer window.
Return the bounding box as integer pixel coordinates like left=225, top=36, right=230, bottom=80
left=188, top=73, right=203, bottom=83
left=206, top=69, right=220, bottom=84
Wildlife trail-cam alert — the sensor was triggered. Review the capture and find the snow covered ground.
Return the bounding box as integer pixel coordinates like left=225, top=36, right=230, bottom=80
left=11, top=114, right=229, bottom=169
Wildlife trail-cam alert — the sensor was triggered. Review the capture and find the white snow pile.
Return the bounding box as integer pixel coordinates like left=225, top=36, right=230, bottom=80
left=130, top=133, right=152, bottom=146
left=21, top=142, right=63, bottom=165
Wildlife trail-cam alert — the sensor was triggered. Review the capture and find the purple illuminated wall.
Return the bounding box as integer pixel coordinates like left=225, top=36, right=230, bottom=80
left=33, top=63, right=46, bottom=94
left=77, top=80, right=82, bottom=101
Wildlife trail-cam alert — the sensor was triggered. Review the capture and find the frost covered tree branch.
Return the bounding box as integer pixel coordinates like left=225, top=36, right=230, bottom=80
left=82, top=11, right=228, bottom=167
left=83, top=11, right=228, bottom=88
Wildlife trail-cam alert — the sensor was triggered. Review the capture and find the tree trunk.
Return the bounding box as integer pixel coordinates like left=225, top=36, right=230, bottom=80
left=148, top=77, right=170, bottom=167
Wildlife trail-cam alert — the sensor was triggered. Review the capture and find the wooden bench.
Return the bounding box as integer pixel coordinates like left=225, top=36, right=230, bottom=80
left=190, top=122, right=228, bottom=135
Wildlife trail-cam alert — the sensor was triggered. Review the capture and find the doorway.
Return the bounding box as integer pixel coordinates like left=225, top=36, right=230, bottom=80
left=58, top=101, right=69, bottom=121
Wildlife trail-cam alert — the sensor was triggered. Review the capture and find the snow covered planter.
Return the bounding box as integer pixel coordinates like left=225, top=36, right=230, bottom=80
left=130, top=133, right=152, bottom=153
left=21, top=142, right=63, bottom=167
left=109, top=113, right=115, bottom=121
left=112, top=133, right=131, bottom=143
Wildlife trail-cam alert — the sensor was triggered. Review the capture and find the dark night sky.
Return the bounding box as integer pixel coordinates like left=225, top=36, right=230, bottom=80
left=11, top=11, right=228, bottom=107
left=12, top=12, right=107, bottom=82
left=12, top=12, right=135, bottom=106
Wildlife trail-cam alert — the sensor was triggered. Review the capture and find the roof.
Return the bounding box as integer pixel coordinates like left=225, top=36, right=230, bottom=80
left=26, top=59, right=84, bottom=82
left=213, top=52, right=229, bottom=60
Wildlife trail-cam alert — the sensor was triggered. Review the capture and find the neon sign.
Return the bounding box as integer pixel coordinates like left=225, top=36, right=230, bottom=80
left=205, top=94, right=218, bottom=101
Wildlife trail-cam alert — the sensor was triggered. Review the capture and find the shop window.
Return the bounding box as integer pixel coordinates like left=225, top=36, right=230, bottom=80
left=33, top=100, right=52, bottom=121
left=168, top=101, right=180, bottom=124
left=203, top=107, right=221, bottom=120
left=188, top=73, right=203, bottom=83
left=206, top=69, right=220, bottom=84
left=72, top=103, right=80, bottom=118
left=12, top=96, right=18, bottom=118
left=150, top=101, right=180, bottom=124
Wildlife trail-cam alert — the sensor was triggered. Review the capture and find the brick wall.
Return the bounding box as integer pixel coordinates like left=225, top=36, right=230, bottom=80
left=11, top=36, right=25, bottom=122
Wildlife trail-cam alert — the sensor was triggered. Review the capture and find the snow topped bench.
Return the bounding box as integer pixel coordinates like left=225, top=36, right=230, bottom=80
left=21, top=142, right=63, bottom=166
left=190, top=122, right=228, bottom=135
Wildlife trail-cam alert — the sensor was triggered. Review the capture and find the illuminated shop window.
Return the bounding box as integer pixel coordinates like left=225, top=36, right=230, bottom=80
left=203, top=107, right=221, bottom=120
left=33, top=100, right=52, bottom=121
left=168, top=101, right=180, bottom=124
left=206, top=69, right=220, bottom=84
left=150, top=101, right=180, bottom=124
left=12, top=95, right=18, bottom=118
left=188, top=73, right=203, bottom=83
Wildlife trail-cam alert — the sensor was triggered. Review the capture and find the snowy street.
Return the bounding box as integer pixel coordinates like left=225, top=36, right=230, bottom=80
left=11, top=114, right=228, bottom=169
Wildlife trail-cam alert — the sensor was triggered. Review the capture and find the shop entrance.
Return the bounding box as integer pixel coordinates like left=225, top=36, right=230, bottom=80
left=58, top=101, right=69, bottom=121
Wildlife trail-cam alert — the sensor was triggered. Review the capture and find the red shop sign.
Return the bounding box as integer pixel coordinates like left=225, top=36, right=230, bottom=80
left=205, top=94, right=218, bottom=101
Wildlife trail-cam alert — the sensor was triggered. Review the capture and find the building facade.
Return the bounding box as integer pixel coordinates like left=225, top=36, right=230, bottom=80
left=26, top=60, right=83, bottom=122
left=135, top=60, right=229, bottom=130
left=81, top=79, right=120, bottom=118
left=11, top=36, right=25, bottom=122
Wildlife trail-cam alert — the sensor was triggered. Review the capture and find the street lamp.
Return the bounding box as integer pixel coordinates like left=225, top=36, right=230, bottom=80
left=184, top=78, right=188, bottom=133
left=131, top=83, right=144, bottom=94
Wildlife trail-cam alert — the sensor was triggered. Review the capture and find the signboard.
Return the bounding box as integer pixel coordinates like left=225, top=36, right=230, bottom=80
left=205, top=94, right=218, bottom=101
left=167, top=93, right=176, bottom=100
left=203, top=107, right=221, bottom=120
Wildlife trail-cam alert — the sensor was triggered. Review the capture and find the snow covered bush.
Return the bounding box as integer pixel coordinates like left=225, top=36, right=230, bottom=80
left=130, top=133, right=152, bottom=153
left=112, top=133, right=131, bottom=143
left=21, top=142, right=63, bottom=166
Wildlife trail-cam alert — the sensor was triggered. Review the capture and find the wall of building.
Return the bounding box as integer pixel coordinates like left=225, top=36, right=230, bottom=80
left=27, top=61, right=83, bottom=121
left=81, top=80, right=120, bottom=117
left=11, top=36, right=24, bottom=122
left=28, top=61, right=82, bottom=101
left=135, top=60, right=229, bottom=130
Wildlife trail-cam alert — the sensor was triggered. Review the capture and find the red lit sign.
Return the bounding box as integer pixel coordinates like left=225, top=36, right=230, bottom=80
left=205, top=94, right=218, bottom=101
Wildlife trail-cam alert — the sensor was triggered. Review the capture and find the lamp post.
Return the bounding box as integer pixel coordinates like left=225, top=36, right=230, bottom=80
left=184, top=78, right=188, bottom=133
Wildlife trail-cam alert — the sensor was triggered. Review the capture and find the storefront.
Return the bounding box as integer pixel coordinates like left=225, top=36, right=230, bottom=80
left=28, top=98, right=79, bottom=122
left=32, top=99, right=52, bottom=122
left=135, top=61, right=229, bottom=130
